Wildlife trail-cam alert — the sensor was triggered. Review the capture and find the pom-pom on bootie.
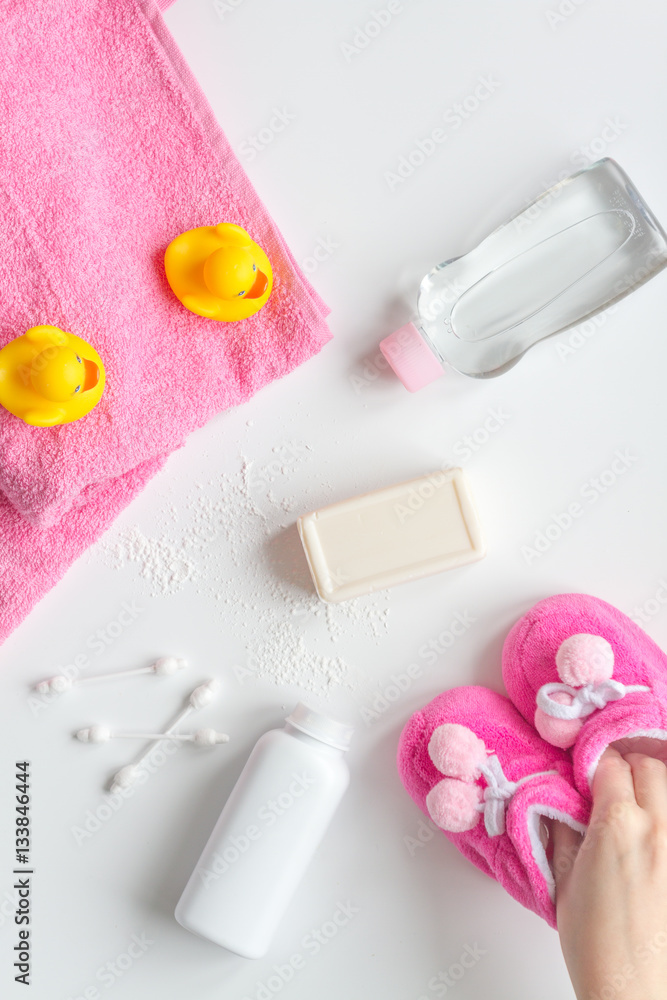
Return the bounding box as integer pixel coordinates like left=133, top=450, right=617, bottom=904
left=502, top=594, right=667, bottom=798
left=397, top=685, right=588, bottom=928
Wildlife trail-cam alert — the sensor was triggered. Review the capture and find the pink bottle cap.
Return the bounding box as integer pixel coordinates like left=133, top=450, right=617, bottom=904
left=379, top=322, right=444, bottom=392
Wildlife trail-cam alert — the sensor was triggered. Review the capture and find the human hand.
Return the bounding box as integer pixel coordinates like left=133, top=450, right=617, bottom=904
left=552, top=745, right=667, bottom=1000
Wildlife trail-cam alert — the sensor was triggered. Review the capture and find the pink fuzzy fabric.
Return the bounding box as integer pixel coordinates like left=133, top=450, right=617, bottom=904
left=556, top=634, right=614, bottom=686
left=534, top=695, right=583, bottom=749
left=397, top=685, right=589, bottom=928
left=427, top=723, right=486, bottom=781
left=426, top=778, right=482, bottom=833
left=0, top=0, right=331, bottom=643
left=503, top=594, right=667, bottom=796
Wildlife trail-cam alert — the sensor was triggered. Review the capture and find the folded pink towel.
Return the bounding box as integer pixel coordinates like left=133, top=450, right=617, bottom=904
left=0, top=0, right=330, bottom=643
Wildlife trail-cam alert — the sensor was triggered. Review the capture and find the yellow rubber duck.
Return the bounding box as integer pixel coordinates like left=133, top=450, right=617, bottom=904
left=164, top=222, right=273, bottom=321
left=0, top=325, right=105, bottom=427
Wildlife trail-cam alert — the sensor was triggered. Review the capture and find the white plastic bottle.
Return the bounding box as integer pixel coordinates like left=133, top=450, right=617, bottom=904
left=175, top=703, right=353, bottom=958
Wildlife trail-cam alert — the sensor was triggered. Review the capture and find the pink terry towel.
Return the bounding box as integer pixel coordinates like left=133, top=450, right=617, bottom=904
left=0, top=0, right=331, bottom=643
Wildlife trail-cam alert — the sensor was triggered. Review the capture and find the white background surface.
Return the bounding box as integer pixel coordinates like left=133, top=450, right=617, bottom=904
left=2, top=0, right=667, bottom=997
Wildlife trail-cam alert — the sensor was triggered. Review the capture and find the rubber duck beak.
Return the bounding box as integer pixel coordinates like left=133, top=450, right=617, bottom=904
left=245, top=269, right=269, bottom=299
left=82, top=358, right=100, bottom=391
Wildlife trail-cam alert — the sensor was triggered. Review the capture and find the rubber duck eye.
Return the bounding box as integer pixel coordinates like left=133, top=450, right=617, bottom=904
left=73, top=385, right=81, bottom=394
left=75, top=354, right=81, bottom=363
left=253, top=264, right=257, bottom=271
left=238, top=290, right=245, bottom=296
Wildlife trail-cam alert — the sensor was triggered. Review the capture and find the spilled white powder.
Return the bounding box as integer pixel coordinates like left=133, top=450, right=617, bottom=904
left=105, top=526, right=195, bottom=596
left=247, top=623, right=350, bottom=693
left=100, top=444, right=390, bottom=694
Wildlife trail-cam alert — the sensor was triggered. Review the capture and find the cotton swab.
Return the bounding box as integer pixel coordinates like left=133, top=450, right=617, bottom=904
left=35, top=656, right=187, bottom=695
left=76, top=725, right=229, bottom=746
left=109, top=678, right=221, bottom=792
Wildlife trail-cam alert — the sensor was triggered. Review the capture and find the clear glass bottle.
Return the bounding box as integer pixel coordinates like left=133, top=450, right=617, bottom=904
left=380, top=158, right=667, bottom=387
left=175, top=704, right=353, bottom=958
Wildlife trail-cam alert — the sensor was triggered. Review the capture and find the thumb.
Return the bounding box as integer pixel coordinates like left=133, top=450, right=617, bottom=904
left=551, top=819, right=583, bottom=894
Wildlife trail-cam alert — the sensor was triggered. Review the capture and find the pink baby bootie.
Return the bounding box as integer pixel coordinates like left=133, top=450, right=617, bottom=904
left=502, top=594, right=667, bottom=797
left=397, top=685, right=589, bottom=928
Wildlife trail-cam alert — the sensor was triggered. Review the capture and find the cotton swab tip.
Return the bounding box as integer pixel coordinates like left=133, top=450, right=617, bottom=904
left=53, top=675, right=73, bottom=692
left=111, top=764, right=138, bottom=792
left=35, top=674, right=72, bottom=694
left=193, top=728, right=229, bottom=746
left=190, top=678, right=221, bottom=709
left=76, top=724, right=111, bottom=743
left=153, top=656, right=188, bottom=677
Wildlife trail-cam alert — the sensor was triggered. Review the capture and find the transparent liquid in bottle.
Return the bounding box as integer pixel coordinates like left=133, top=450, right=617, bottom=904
left=415, top=158, right=667, bottom=378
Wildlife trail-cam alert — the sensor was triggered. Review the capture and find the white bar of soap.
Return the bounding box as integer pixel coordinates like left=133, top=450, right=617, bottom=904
left=297, top=468, right=485, bottom=603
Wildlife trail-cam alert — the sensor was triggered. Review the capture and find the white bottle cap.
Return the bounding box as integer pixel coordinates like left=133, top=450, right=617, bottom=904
left=285, top=703, right=354, bottom=751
